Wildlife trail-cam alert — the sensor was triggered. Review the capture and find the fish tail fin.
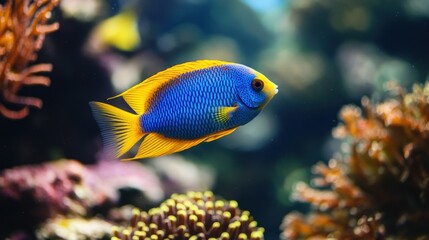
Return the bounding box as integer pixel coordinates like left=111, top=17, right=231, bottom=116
left=89, top=101, right=144, bottom=158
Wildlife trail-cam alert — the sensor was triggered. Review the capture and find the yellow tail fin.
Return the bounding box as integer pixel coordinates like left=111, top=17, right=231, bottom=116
left=89, top=102, right=144, bottom=158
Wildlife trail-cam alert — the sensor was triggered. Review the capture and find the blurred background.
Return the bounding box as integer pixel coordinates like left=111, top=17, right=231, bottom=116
left=1, top=0, right=429, bottom=238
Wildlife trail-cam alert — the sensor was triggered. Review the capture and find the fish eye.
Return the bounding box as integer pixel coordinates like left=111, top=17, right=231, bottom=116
left=251, top=79, right=264, bottom=92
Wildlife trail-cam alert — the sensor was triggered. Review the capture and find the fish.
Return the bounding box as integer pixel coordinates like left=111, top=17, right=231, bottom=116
left=90, top=60, right=278, bottom=160
left=95, top=9, right=140, bottom=51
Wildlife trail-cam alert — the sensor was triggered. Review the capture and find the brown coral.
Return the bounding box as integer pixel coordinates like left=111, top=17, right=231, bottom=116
left=0, top=0, right=59, bottom=119
left=112, top=191, right=265, bottom=240
left=282, top=83, right=429, bottom=239
left=282, top=159, right=385, bottom=239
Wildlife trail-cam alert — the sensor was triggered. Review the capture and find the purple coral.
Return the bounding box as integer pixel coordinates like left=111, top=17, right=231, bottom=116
left=0, top=159, right=163, bottom=234
left=90, top=159, right=163, bottom=203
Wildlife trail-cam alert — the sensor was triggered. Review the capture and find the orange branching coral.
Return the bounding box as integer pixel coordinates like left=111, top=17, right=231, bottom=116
left=282, top=83, right=429, bottom=239
left=282, top=159, right=384, bottom=240
left=0, top=0, right=59, bottom=119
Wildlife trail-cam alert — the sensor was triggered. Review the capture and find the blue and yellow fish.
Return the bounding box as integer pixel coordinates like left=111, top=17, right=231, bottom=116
left=90, top=60, right=278, bottom=160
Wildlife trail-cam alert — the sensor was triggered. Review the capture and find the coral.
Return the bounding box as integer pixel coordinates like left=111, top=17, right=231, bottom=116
left=281, top=159, right=385, bottom=239
left=36, top=216, right=112, bottom=240
left=149, top=156, right=215, bottom=194
left=0, top=0, right=59, bottom=119
left=112, top=191, right=265, bottom=240
left=282, top=83, right=429, bottom=239
left=0, top=159, right=163, bottom=234
left=90, top=159, right=164, bottom=203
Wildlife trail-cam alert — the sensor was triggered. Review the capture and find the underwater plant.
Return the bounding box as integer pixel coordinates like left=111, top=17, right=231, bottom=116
left=0, top=0, right=59, bottom=119
left=281, top=82, right=429, bottom=239
left=112, top=191, right=265, bottom=240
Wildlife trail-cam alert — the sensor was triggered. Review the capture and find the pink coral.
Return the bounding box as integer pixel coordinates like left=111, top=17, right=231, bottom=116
left=0, top=159, right=163, bottom=233
left=90, top=159, right=164, bottom=202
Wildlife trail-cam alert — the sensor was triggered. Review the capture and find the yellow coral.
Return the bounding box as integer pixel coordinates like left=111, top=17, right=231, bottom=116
left=112, top=191, right=265, bottom=240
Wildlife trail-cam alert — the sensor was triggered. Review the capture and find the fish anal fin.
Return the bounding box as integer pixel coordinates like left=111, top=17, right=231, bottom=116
left=205, top=127, right=238, bottom=142
left=109, top=60, right=232, bottom=115
left=121, top=133, right=206, bottom=160
left=215, top=105, right=238, bottom=123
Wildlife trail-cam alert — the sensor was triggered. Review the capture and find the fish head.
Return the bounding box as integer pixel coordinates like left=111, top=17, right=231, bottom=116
left=233, top=65, right=278, bottom=109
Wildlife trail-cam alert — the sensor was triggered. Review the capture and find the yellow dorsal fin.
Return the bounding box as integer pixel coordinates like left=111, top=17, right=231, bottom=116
left=204, top=127, right=238, bottom=142
left=215, top=105, right=239, bottom=123
left=108, top=60, right=232, bottom=115
left=89, top=102, right=145, bottom=158
left=122, top=133, right=207, bottom=160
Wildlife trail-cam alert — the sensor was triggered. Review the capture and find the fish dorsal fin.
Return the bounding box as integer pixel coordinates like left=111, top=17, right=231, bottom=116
left=121, top=133, right=207, bottom=160
left=204, top=127, right=238, bottom=142
left=108, top=60, right=231, bottom=115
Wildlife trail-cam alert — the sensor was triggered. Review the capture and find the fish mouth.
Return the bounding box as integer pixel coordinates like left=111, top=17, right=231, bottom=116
left=269, top=85, right=279, bottom=97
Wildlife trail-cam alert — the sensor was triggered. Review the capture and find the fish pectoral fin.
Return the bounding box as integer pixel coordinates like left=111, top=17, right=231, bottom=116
left=215, top=105, right=239, bottom=123
left=204, top=127, right=238, bottom=142
left=121, top=133, right=206, bottom=160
